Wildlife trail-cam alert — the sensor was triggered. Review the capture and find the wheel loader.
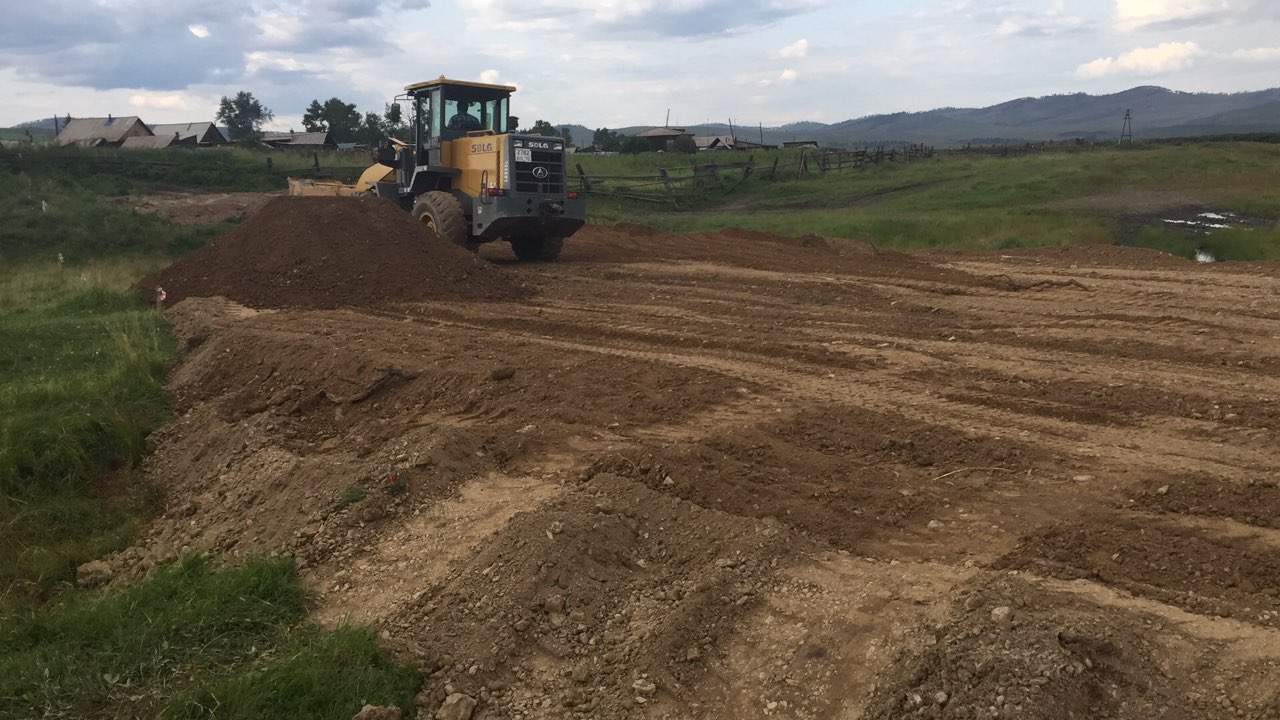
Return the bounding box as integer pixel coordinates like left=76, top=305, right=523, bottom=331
left=288, top=77, right=585, bottom=261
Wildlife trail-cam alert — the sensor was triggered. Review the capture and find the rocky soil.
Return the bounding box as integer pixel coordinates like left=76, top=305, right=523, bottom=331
left=102, top=200, right=1280, bottom=718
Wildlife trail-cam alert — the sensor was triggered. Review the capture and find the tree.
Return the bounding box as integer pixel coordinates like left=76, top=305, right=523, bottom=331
left=672, top=134, right=698, bottom=154
left=525, top=119, right=557, bottom=137
left=593, top=127, right=623, bottom=148
left=620, top=136, right=650, bottom=155
left=302, top=97, right=362, bottom=143
left=216, top=91, right=273, bottom=141
left=559, top=126, right=574, bottom=146
left=360, top=112, right=385, bottom=146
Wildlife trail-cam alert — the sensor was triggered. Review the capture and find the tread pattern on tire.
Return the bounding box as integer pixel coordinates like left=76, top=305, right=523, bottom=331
left=413, top=191, right=467, bottom=246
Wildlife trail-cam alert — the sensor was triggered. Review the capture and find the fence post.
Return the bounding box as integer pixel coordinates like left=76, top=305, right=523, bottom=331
left=800, top=150, right=808, bottom=176
left=741, top=155, right=754, bottom=182
left=768, top=156, right=779, bottom=180
left=576, top=163, right=591, bottom=192
left=658, top=167, right=680, bottom=210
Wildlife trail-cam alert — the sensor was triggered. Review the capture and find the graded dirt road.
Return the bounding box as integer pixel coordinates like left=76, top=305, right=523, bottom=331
left=121, top=213, right=1280, bottom=719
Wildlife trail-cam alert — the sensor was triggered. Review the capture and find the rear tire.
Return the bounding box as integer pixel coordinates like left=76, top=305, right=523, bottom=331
left=412, top=191, right=467, bottom=247
left=510, top=236, right=564, bottom=262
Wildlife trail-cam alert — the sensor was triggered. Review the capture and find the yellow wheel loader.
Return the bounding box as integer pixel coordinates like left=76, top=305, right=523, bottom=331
left=288, top=77, right=584, bottom=261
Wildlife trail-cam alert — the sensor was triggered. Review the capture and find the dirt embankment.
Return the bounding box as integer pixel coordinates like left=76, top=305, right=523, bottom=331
left=139, top=196, right=530, bottom=309
left=103, top=196, right=1280, bottom=719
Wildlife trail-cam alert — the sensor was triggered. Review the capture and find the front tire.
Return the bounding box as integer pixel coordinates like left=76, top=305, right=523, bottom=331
left=412, top=191, right=467, bottom=246
left=510, top=236, right=564, bottom=262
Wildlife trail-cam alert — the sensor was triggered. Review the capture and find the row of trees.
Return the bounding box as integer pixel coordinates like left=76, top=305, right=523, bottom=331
left=215, top=90, right=697, bottom=154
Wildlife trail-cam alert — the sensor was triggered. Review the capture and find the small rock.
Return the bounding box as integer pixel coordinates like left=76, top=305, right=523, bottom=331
left=632, top=679, right=657, bottom=695
left=1072, top=475, right=1094, bottom=482
left=571, top=665, right=592, bottom=683
left=990, top=606, right=1013, bottom=623
left=1156, top=485, right=1170, bottom=495
left=76, top=560, right=113, bottom=588
left=927, top=520, right=944, bottom=530
left=414, top=691, right=434, bottom=708
left=663, top=476, right=675, bottom=486
left=545, top=594, right=566, bottom=613
left=934, top=691, right=949, bottom=705
left=685, top=647, right=701, bottom=662
left=435, top=693, right=478, bottom=720
left=353, top=705, right=400, bottom=720
left=489, top=366, right=516, bottom=382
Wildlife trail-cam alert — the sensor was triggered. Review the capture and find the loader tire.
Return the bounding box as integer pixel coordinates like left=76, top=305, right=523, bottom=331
left=510, top=236, right=564, bottom=262
left=413, top=191, right=467, bottom=247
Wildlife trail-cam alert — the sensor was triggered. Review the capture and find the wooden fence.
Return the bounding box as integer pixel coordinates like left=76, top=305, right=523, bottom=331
left=575, top=144, right=935, bottom=209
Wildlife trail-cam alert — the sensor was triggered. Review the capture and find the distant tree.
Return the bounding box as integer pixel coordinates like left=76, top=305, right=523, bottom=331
left=302, top=97, right=362, bottom=143
left=620, top=136, right=650, bottom=155
left=359, top=112, right=385, bottom=146
left=525, top=119, right=558, bottom=137
left=671, top=134, right=698, bottom=154
left=592, top=127, right=623, bottom=148
left=559, top=126, right=575, bottom=146
left=216, top=91, right=273, bottom=141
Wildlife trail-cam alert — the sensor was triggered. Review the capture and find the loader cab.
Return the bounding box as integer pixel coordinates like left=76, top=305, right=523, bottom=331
left=406, top=77, right=516, bottom=166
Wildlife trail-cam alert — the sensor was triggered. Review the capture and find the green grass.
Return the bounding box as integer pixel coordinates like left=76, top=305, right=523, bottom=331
left=0, top=554, right=417, bottom=719
left=0, top=172, right=233, bottom=262
left=2, top=145, right=365, bottom=195
left=0, top=260, right=174, bottom=597
left=576, top=142, right=1280, bottom=259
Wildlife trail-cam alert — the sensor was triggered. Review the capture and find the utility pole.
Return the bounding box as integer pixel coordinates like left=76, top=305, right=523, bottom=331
left=665, top=108, right=670, bottom=128
left=1120, top=109, right=1133, bottom=144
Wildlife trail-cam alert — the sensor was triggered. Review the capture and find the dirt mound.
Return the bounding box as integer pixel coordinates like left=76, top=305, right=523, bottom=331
left=139, top=196, right=530, bottom=309
left=863, top=574, right=1277, bottom=720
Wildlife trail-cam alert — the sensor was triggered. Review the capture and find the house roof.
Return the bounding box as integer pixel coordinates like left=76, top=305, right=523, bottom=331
left=55, top=116, right=151, bottom=146
left=121, top=135, right=182, bottom=149
left=152, top=122, right=225, bottom=144
left=262, top=131, right=335, bottom=146
left=634, top=127, right=689, bottom=138
left=694, top=135, right=735, bottom=149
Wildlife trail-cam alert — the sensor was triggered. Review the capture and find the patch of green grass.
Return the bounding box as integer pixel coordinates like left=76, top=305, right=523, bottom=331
left=1, top=554, right=418, bottom=719
left=0, top=261, right=176, bottom=596
left=164, top=625, right=418, bottom=720
left=0, top=172, right=232, bottom=263
left=1124, top=222, right=1280, bottom=262
left=0, top=555, right=306, bottom=717
left=335, top=485, right=368, bottom=510
left=579, top=143, right=1280, bottom=253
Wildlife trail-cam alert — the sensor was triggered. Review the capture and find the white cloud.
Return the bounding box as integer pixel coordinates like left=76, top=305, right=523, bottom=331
left=1115, top=0, right=1228, bottom=29
left=1233, top=46, right=1280, bottom=61
left=777, top=38, right=808, bottom=58
left=187, top=24, right=209, bottom=38
left=129, top=92, right=192, bottom=110
left=778, top=68, right=798, bottom=84
left=1077, top=41, right=1203, bottom=77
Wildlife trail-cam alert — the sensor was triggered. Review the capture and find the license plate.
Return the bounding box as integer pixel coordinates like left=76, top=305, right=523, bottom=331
left=514, top=148, right=532, bottom=162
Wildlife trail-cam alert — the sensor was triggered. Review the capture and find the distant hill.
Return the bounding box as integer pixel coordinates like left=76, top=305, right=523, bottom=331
left=606, top=86, right=1280, bottom=148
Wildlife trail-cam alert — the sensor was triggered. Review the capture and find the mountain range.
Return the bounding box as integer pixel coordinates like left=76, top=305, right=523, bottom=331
left=579, top=85, right=1280, bottom=148
left=14, top=86, right=1280, bottom=149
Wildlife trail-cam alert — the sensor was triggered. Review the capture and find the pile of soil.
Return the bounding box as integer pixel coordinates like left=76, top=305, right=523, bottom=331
left=139, top=196, right=530, bottom=309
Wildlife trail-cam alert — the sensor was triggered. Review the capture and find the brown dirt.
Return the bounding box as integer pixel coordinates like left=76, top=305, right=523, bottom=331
left=103, top=211, right=1280, bottom=718
left=118, top=190, right=278, bottom=224
left=137, top=196, right=530, bottom=308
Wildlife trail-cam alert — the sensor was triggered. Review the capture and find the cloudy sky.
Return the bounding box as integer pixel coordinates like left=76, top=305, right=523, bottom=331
left=2, top=0, right=1278, bottom=131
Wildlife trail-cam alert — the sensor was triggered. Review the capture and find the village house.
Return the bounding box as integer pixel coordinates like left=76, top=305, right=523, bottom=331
left=54, top=116, right=152, bottom=147
left=151, top=122, right=227, bottom=146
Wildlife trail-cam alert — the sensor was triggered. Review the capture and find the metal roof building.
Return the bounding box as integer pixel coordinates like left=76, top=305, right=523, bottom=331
left=151, top=122, right=227, bottom=146
left=261, top=131, right=338, bottom=149
left=54, top=116, right=152, bottom=147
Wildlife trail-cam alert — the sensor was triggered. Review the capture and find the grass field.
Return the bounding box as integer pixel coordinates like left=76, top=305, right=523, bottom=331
left=0, top=166, right=418, bottom=717
left=576, top=142, right=1280, bottom=260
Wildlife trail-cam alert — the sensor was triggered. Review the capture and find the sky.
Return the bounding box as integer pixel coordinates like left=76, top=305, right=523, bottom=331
left=2, top=0, right=1279, bottom=131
